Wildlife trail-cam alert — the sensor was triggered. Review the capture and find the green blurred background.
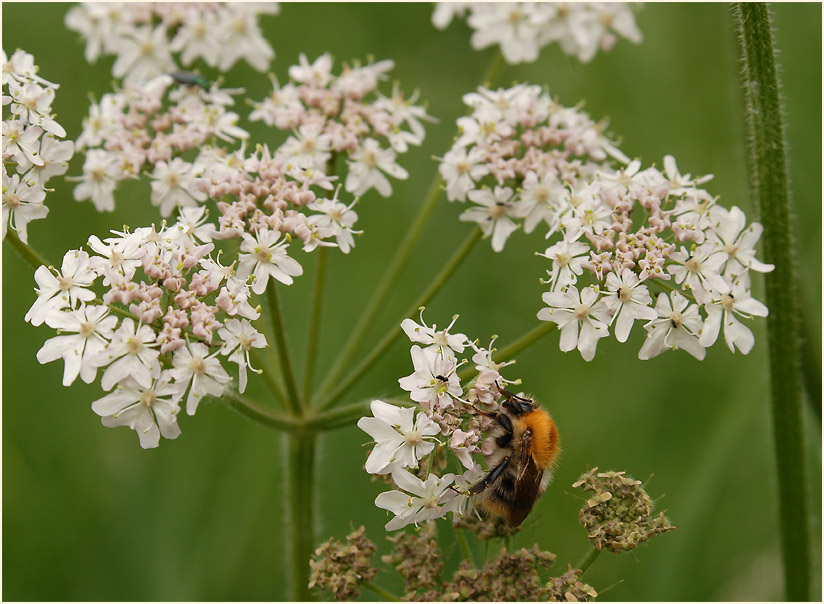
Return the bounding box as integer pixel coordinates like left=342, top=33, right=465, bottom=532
left=3, top=2, right=821, bottom=601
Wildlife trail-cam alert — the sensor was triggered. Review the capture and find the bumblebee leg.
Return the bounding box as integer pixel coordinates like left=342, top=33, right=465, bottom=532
left=469, top=456, right=511, bottom=496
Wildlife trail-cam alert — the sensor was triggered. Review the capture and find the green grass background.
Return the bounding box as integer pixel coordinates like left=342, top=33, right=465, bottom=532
left=2, top=2, right=821, bottom=601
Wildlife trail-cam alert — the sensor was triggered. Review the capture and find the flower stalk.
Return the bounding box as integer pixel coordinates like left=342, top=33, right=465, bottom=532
left=732, top=3, right=810, bottom=600
left=267, top=284, right=303, bottom=415
left=303, top=247, right=328, bottom=400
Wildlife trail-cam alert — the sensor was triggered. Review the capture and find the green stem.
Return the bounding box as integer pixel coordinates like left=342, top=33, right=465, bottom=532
left=455, top=529, right=476, bottom=569
left=312, top=176, right=444, bottom=406
left=267, top=285, right=302, bottom=415
left=303, top=247, right=328, bottom=400
left=732, top=4, right=810, bottom=600
left=287, top=430, right=317, bottom=601
left=458, top=321, right=555, bottom=382
left=4, top=229, right=50, bottom=268
left=575, top=547, right=600, bottom=575
left=362, top=581, right=402, bottom=602
left=315, top=227, right=482, bottom=411
left=222, top=391, right=297, bottom=430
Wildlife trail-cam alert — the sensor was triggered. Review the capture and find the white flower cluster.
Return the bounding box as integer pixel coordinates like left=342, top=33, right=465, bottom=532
left=358, top=311, right=519, bottom=531
left=72, top=74, right=248, bottom=214
left=441, top=84, right=773, bottom=362
left=2, top=50, right=74, bottom=243
left=439, top=84, right=627, bottom=251
left=25, top=209, right=277, bottom=449
left=249, top=53, right=434, bottom=198
left=65, top=2, right=279, bottom=85
left=432, top=2, right=642, bottom=64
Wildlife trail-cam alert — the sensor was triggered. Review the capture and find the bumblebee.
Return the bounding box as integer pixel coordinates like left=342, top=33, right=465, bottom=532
left=470, top=390, right=560, bottom=526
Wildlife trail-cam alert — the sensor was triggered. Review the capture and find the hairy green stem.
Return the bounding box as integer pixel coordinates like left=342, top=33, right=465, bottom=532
left=732, top=4, right=810, bottom=600
left=362, top=581, right=402, bottom=602
left=267, top=285, right=303, bottom=414
left=315, top=227, right=482, bottom=411
left=303, top=247, right=328, bottom=400
left=458, top=321, right=556, bottom=382
left=576, top=547, right=600, bottom=575
left=287, top=430, right=317, bottom=601
left=222, top=391, right=297, bottom=430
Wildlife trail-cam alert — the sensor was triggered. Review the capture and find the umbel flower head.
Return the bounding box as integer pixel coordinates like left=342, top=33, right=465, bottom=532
left=360, top=310, right=558, bottom=532
left=381, top=521, right=443, bottom=597
left=439, top=82, right=773, bottom=362
left=249, top=52, right=434, bottom=199
left=432, top=2, right=642, bottom=64
left=545, top=565, right=599, bottom=602
left=573, top=467, right=675, bottom=553
left=2, top=50, right=74, bottom=243
left=308, top=526, right=377, bottom=602
left=65, top=2, right=278, bottom=85
left=443, top=544, right=557, bottom=601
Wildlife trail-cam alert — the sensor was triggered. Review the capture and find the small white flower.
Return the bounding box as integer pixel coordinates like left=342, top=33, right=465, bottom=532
left=375, top=468, right=457, bottom=531
left=438, top=146, right=489, bottom=202
left=24, top=249, right=97, bottom=326
left=93, top=318, right=162, bottom=390
left=357, top=400, right=441, bottom=474
left=72, top=148, right=121, bottom=212
left=602, top=269, right=657, bottom=343
left=699, top=281, right=769, bottom=354
left=216, top=6, right=276, bottom=73
left=538, top=285, right=610, bottom=361
left=171, top=342, right=231, bottom=415
left=111, top=25, right=176, bottom=86
left=35, top=304, right=118, bottom=386
left=149, top=158, right=207, bottom=217
left=460, top=186, right=520, bottom=252
left=638, top=291, right=706, bottom=360
left=91, top=374, right=184, bottom=449
left=667, top=243, right=729, bottom=305
left=218, top=318, right=267, bottom=393
left=2, top=172, right=47, bottom=244
left=513, top=171, right=564, bottom=234
left=539, top=231, right=590, bottom=291
left=237, top=228, right=304, bottom=294
left=398, top=345, right=462, bottom=411
left=345, top=138, right=408, bottom=198
left=401, top=310, right=468, bottom=358
left=307, top=188, right=361, bottom=254
left=705, top=205, right=774, bottom=279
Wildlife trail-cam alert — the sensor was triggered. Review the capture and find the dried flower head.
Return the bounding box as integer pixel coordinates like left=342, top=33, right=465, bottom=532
left=308, top=525, right=377, bottom=602
left=573, top=467, right=674, bottom=553
left=443, top=544, right=557, bottom=601
left=382, top=522, right=444, bottom=596
left=546, top=565, right=598, bottom=602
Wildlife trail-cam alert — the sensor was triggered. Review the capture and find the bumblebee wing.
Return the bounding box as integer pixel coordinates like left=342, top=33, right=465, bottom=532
left=510, top=446, right=544, bottom=526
